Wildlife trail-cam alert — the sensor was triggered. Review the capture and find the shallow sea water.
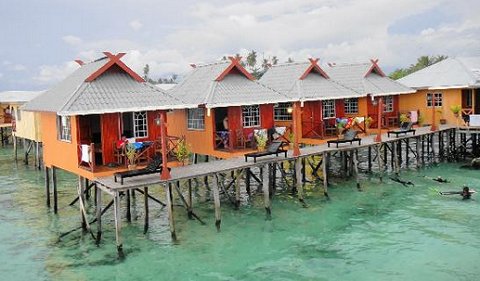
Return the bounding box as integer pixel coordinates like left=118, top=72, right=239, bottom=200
left=0, top=146, right=479, bottom=281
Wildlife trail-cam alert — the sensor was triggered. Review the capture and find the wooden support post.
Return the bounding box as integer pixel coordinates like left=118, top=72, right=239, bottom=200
left=377, top=144, right=383, bottom=182
left=301, top=158, right=306, bottom=183
left=234, top=170, right=241, bottom=209
left=165, top=183, right=177, bottom=240
left=383, top=143, right=388, bottom=170
left=322, top=152, right=329, bottom=197
left=341, top=151, right=347, bottom=178
left=405, top=139, right=410, bottom=168
left=52, top=166, right=58, bottom=214
left=263, top=164, right=272, bottom=220
left=295, top=158, right=305, bottom=204
left=212, top=175, right=222, bottom=232
left=187, top=179, right=193, bottom=219
left=45, top=166, right=50, bottom=208
left=393, top=141, right=400, bottom=176
left=271, top=163, right=277, bottom=195
left=427, top=134, right=431, bottom=162
left=79, top=176, right=86, bottom=230
left=349, top=150, right=354, bottom=177
left=398, top=139, right=402, bottom=166
left=35, top=141, right=41, bottom=170
left=421, top=135, right=425, bottom=165
left=95, top=184, right=102, bottom=244
left=353, top=149, right=361, bottom=191
left=245, top=168, right=251, bottom=196
left=144, top=187, right=149, bottom=234
left=113, top=191, right=124, bottom=258
left=416, top=136, right=421, bottom=169
left=431, top=133, right=436, bottom=163
left=126, top=190, right=131, bottom=223
left=368, top=146, right=372, bottom=173
left=13, top=135, right=17, bottom=161
left=390, top=142, right=395, bottom=171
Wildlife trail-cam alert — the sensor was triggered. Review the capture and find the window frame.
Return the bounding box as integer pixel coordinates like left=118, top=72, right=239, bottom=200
left=274, top=102, right=293, bottom=121
left=344, top=98, right=359, bottom=114
left=426, top=92, right=443, bottom=108
left=187, top=108, right=205, bottom=130
left=383, top=96, right=394, bottom=113
left=57, top=115, right=71, bottom=142
left=322, top=100, right=336, bottom=119
left=133, top=111, right=148, bottom=138
left=242, top=105, right=261, bottom=128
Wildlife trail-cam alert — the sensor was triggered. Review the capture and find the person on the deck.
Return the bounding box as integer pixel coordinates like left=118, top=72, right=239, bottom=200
left=116, top=135, right=128, bottom=149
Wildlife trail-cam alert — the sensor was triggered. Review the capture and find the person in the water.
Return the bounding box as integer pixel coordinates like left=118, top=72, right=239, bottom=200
left=462, top=186, right=472, bottom=200
left=390, top=177, right=414, bottom=187
left=432, top=176, right=449, bottom=183
left=439, top=185, right=476, bottom=199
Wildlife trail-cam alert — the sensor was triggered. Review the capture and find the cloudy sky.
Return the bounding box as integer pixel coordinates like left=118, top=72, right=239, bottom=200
left=0, top=0, right=479, bottom=91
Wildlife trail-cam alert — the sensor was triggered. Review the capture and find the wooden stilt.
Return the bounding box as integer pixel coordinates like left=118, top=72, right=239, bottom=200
left=405, top=139, right=410, bottom=168
left=416, top=136, right=421, bottom=169
left=212, top=175, right=222, bottom=232
left=45, top=166, right=50, bottom=208
left=245, top=168, right=251, bottom=196
left=368, top=146, right=372, bottom=173
left=79, top=176, right=86, bottom=230
left=165, top=183, right=177, bottom=240
left=13, top=135, right=17, bottom=161
left=348, top=150, right=354, bottom=177
left=353, top=149, right=361, bottom=191
left=263, top=164, right=272, bottom=220
left=36, top=141, right=41, bottom=170
left=96, top=184, right=102, bottom=244
left=431, top=133, right=436, bottom=163
left=187, top=179, right=193, bottom=219
left=113, top=191, right=124, bottom=258
left=271, top=163, right=277, bottom=196
left=383, top=143, right=388, bottom=170
left=393, top=141, right=400, bottom=176
left=301, top=158, right=306, bottom=183
left=377, top=144, right=383, bottom=182
left=322, top=152, right=329, bottom=197
left=295, top=158, right=305, bottom=205
left=52, top=166, right=58, bottom=214
left=234, top=169, right=241, bottom=209
left=126, top=190, right=131, bottom=222
left=144, top=187, right=149, bottom=234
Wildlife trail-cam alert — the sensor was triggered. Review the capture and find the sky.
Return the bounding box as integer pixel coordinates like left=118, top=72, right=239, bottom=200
left=0, top=0, right=479, bottom=91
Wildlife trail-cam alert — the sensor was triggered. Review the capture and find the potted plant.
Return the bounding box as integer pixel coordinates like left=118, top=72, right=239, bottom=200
left=450, top=104, right=462, bottom=117
left=418, top=113, right=425, bottom=126
left=364, top=116, right=373, bottom=134
left=399, top=113, right=410, bottom=124
left=438, top=109, right=447, bottom=125
left=175, top=138, right=191, bottom=166
left=125, top=143, right=138, bottom=170
left=255, top=133, right=268, bottom=151
left=288, top=132, right=295, bottom=149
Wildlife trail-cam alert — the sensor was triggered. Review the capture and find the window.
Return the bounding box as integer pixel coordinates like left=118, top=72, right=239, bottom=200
left=274, top=102, right=293, bottom=121
left=57, top=115, right=71, bottom=141
left=322, top=100, right=336, bottom=119
left=426, top=92, right=443, bottom=107
left=122, top=111, right=148, bottom=138
left=242, top=105, right=260, bottom=127
left=187, top=108, right=205, bottom=130
left=383, top=96, right=394, bottom=112
left=344, top=98, right=358, bottom=114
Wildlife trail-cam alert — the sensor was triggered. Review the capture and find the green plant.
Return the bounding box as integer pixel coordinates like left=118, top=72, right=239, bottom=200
left=364, top=116, right=373, bottom=127
left=125, top=143, right=137, bottom=166
left=255, top=134, right=268, bottom=150
left=399, top=113, right=410, bottom=124
left=175, top=139, right=191, bottom=165
left=450, top=104, right=462, bottom=115
left=418, top=114, right=424, bottom=126
left=288, top=132, right=294, bottom=143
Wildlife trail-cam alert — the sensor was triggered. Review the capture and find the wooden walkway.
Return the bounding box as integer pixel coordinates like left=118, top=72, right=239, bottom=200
left=95, top=125, right=455, bottom=191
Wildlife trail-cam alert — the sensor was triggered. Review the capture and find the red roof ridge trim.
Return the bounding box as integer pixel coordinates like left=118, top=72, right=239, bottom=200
left=299, top=58, right=330, bottom=80
left=364, top=58, right=386, bottom=77
left=85, top=52, right=145, bottom=82
left=215, top=56, right=255, bottom=81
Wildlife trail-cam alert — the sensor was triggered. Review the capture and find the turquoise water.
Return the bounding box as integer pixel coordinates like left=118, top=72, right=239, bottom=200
left=0, top=146, right=479, bottom=281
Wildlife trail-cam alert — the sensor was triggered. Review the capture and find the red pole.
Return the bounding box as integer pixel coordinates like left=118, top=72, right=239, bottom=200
left=160, top=112, right=171, bottom=180
left=374, top=97, right=383, bottom=142
left=292, top=102, right=301, bottom=157
left=430, top=95, right=438, bottom=131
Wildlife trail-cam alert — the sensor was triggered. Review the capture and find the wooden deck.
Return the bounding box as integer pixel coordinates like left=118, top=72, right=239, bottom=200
left=95, top=125, right=455, bottom=191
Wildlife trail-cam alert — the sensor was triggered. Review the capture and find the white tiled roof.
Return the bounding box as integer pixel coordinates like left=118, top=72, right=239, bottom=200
left=260, top=61, right=361, bottom=101
left=170, top=60, right=295, bottom=108
left=0, top=91, right=44, bottom=103
left=23, top=57, right=190, bottom=115
left=398, top=57, right=480, bottom=89
left=326, top=62, right=414, bottom=96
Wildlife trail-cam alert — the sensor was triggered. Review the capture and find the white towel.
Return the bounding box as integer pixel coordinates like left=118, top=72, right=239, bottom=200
left=410, top=111, right=418, bottom=123
left=81, top=144, right=91, bottom=163
left=275, top=126, right=286, bottom=135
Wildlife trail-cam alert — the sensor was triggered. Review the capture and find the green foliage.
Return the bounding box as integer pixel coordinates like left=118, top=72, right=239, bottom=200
left=450, top=104, right=462, bottom=115
left=417, top=113, right=424, bottom=125
left=125, top=143, right=137, bottom=166
left=255, top=134, right=268, bottom=150
left=364, top=116, right=373, bottom=127
left=399, top=113, right=410, bottom=123
left=175, top=139, right=191, bottom=165
left=389, top=55, right=448, bottom=80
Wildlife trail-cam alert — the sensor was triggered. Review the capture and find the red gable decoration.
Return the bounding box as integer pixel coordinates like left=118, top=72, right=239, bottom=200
left=85, top=52, right=145, bottom=82
left=299, top=58, right=330, bottom=80
left=215, top=56, right=255, bottom=81
left=74, top=59, right=85, bottom=66
left=364, top=58, right=386, bottom=77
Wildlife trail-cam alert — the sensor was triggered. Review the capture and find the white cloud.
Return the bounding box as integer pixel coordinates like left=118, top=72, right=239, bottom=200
left=129, top=20, right=143, bottom=31
left=0, top=73, right=3, bottom=79
left=62, top=35, right=83, bottom=46
left=33, top=61, right=79, bottom=83
left=12, top=64, right=27, bottom=71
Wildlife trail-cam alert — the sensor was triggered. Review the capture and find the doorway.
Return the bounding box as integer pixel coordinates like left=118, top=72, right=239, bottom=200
left=78, top=115, right=103, bottom=165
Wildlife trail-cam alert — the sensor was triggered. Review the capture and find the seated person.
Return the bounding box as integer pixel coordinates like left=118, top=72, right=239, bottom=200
left=116, top=135, right=128, bottom=149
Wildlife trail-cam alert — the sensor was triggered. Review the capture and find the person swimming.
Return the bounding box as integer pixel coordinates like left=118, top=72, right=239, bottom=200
left=432, top=176, right=449, bottom=183
left=439, top=185, right=476, bottom=199
left=390, top=177, right=414, bottom=187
